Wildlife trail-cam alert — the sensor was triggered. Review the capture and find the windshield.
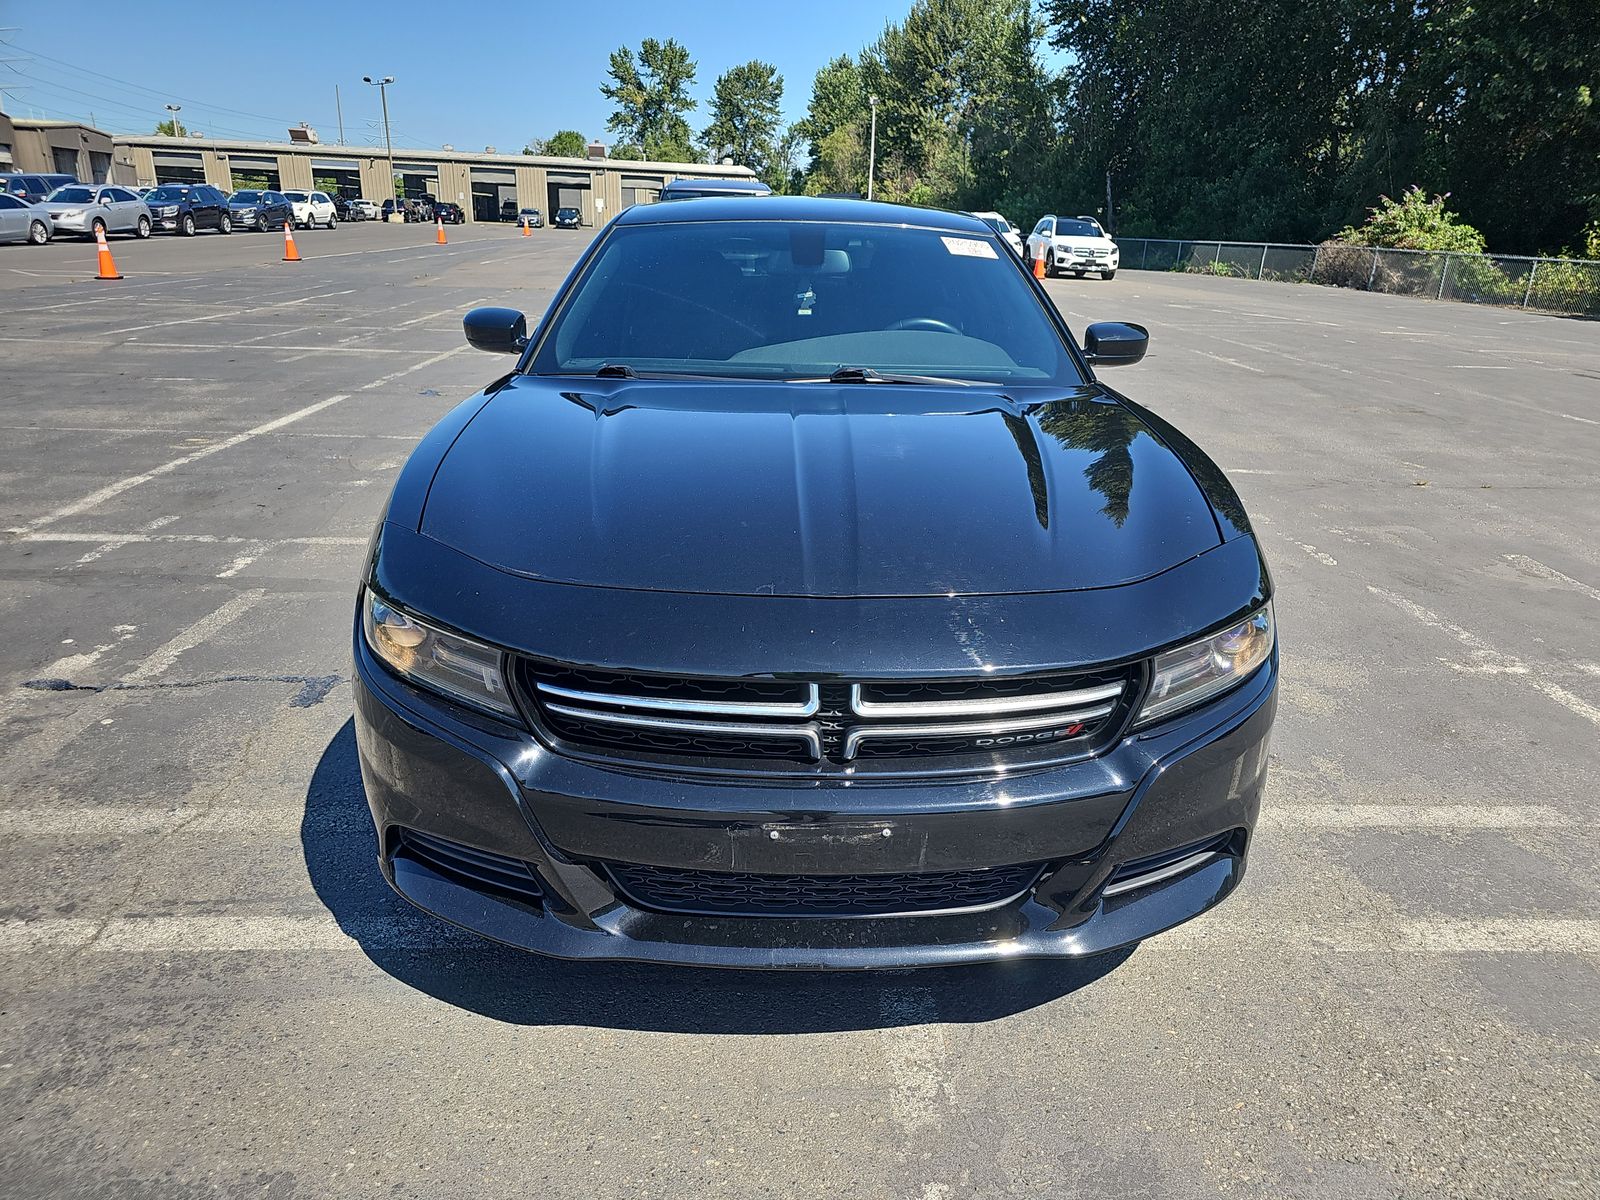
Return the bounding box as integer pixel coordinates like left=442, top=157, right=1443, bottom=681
left=49, top=186, right=94, bottom=203
left=232, top=191, right=262, bottom=203
left=284, top=191, right=308, bottom=202
left=530, top=219, right=1081, bottom=385
left=1057, top=220, right=1103, bottom=238
left=979, top=216, right=1011, bottom=236
left=148, top=187, right=189, bottom=202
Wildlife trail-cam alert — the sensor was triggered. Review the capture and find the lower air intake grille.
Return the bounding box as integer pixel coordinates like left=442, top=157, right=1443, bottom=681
left=396, top=828, right=545, bottom=906
left=606, top=861, right=1043, bottom=918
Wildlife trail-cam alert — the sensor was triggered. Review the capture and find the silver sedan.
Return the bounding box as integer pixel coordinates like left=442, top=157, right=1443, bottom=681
left=42, top=184, right=152, bottom=239
left=0, top=193, right=53, bottom=244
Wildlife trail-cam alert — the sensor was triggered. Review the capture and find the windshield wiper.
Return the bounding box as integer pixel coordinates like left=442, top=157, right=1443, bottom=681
left=811, top=366, right=975, bottom=386
left=594, top=363, right=638, bottom=378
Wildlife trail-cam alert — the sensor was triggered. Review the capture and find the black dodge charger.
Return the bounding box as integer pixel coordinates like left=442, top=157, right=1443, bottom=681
left=352, top=197, right=1277, bottom=969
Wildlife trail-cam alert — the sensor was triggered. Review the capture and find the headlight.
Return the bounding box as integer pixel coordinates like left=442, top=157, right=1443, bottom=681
left=157, top=206, right=177, bottom=216
left=1135, top=605, right=1274, bottom=726
left=362, top=591, right=518, bottom=719
left=58, top=209, right=82, bottom=218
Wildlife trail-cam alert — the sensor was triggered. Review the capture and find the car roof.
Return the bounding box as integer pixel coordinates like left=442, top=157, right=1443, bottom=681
left=661, top=177, right=773, bottom=194
left=616, top=195, right=992, bottom=234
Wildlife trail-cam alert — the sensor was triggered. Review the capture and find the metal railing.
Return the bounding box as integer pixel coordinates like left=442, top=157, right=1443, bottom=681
left=1112, top=238, right=1600, bottom=317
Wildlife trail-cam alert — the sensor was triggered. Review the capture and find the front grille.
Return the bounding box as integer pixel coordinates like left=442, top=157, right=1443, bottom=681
left=517, top=661, right=1136, bottom=774
left=394, top=828, right=545, bottom=907
left=607, top=861, right=1043, bottom=918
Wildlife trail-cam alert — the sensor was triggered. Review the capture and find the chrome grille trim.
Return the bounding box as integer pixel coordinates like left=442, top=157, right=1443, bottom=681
left=543, top=702, right=823, bottom=760
left=843, top=702, right=1117, bottom=760
left=1101, top=848, right=1220, bottom=898
left=850, top=681, right=1123, bottom=719
left=538, top=680, right=820, bottom=718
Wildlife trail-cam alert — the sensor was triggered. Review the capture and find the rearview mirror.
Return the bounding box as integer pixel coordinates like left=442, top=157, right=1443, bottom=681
left=464, top=307, right=529, bottom=355
left=1082, top=321, right=1149, bottom=368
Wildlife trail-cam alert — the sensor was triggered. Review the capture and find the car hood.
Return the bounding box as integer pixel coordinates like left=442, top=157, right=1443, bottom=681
left=418, top=377, right=1224, bottom=598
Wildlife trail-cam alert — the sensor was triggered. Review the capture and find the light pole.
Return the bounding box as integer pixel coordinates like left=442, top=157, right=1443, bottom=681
left=164, top=103, right=183, bottom=138
left=362, top=75, right=396, bottom=206
left=866, top=94, right=878, bottom=201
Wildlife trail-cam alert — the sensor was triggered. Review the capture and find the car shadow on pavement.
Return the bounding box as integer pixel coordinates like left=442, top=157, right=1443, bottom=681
left=304, top=719, right=1134, bottom=1033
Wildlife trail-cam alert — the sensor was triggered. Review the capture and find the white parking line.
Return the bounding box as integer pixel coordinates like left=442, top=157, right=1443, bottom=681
left=8, top=394, right=351, bottom=534
left=1505, top=554, right=1600, bottom=603
left=1189, top=348, right=1265, bottom=374
left=121, top=590, right=265, bottom=684
left=7, top=345, right=464, bottom=535
left=1369, top=586, right=1600, bottom=728
left=19, top=532, right=367, bottom=546
left=1263, top=804, right=1573, bottom=829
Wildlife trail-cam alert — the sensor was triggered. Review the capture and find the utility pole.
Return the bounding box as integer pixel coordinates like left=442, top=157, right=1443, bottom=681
left=867, top=94, right=879, bottom=201
left=335, top=84, right=344, bottom=145
left=363, top=76, right=396, bottom=201
left=1105, top=170, right=1115, bottom=236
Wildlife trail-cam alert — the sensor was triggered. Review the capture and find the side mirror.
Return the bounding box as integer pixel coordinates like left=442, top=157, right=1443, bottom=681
left=464, top=307, right=529, bottom=355
left=1083, top=321, right=1149, bottom=368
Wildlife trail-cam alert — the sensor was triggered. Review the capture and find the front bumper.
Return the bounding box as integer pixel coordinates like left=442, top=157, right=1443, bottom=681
left=350, top=621, right=1275, bottom=970
left=1055, top=249, right=1119, bottom=272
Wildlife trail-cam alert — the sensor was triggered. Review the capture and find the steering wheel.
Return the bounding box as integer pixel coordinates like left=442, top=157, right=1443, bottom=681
left=887, top=317, right=962, bottom=335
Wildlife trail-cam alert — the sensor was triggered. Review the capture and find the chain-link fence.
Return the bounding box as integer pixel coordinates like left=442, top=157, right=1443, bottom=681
left=1113, top=238, right=1600, bottom=317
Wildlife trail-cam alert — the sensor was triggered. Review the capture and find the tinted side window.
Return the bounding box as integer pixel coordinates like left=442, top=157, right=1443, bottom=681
left=0, top=195, right=23, bottom=209
left=107, top=188, right=137, bottom=202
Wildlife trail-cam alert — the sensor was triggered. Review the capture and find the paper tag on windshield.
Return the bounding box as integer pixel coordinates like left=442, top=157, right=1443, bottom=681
left=940, top=236, right=997, bottom=259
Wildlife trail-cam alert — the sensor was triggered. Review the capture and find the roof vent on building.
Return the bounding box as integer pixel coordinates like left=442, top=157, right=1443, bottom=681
left=484, top=146, right=496, bottom=155
left=288, top=124, right=319, bottom=144
left=587, top=140, right=607, bottom=159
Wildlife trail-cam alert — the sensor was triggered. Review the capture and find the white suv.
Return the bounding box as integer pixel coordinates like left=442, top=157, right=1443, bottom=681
left=1025, top=215, right=1119, bottom=279
left=285, top=190, right=337, bottom=230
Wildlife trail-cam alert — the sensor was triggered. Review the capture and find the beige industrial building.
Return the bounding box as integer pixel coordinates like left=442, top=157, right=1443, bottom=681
left=0, top=115, right=136, bottom=183
left=114, top=135, right=757, bottom=225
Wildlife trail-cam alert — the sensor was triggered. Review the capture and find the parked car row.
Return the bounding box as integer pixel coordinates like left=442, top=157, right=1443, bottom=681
left=3, top=174, right=610, bottom=245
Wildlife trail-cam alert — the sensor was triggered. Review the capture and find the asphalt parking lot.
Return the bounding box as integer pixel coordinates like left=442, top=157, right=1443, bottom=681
left=1, top=219, right=1596, bottom=1199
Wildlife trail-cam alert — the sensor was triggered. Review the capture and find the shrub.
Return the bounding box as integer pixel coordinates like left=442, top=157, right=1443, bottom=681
left=1335, top=186, right=1487, bottom=254
left=1311, top=241, right=1376, bottom=288
left=1447, top=256, right=1519, bottom=305
left=1526, top=260, right=1600, bottom=315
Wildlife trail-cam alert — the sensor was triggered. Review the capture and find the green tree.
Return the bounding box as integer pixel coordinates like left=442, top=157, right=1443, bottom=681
left=154, top=118, right=181, bottom=137
left=796, top=55, right=870, bottom=193
left=795, top=1, right=1054, bottom=209
left=526, top=130, right=588, bottom=158
left=700, top=61, right=785, bottom=185
left=601, top=38, right=698, bottom=163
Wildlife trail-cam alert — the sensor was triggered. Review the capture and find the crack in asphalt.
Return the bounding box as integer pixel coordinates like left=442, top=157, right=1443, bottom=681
left=21, top=673, right=344, bottom=707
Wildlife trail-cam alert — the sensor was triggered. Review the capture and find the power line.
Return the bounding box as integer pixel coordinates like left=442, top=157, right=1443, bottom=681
left=2, top=40, right=343, bottom=132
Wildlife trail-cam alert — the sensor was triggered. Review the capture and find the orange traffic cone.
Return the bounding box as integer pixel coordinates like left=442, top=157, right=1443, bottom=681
left=92, top=225, right=123, bottom=280
left=1031, top=242, right=1047, bottom=280
left=435, top=217, right=447, bottom=245
left=521, top=217, right=531, bottom=238
left=282, top=221, right=302, bottom=262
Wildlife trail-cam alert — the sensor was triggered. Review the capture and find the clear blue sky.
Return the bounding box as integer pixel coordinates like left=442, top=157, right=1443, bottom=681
left=1, top=1, right=914, bottom=153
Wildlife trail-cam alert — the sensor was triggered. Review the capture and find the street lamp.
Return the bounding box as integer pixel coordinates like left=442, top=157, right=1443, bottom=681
left=866, top=94, right=878, bottom=201
left=362, top=75, right=396, bottom=208
left=164, top=103, right=183, bottom=138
